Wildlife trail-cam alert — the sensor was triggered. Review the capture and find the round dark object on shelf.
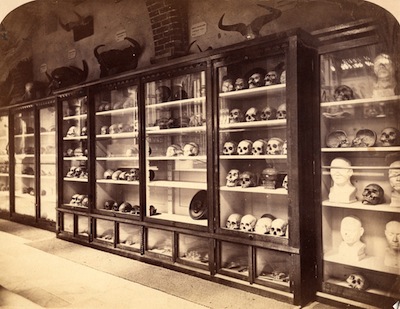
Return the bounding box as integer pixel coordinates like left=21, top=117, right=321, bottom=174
left=189, top=190, right=207, bottom=220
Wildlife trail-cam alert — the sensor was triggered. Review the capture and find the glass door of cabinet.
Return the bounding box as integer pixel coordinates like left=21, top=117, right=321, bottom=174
left=94, top=82, right=140, bottom=216
left=60, top=94, right=89, bottom=211
left=13, top=107, right=36, bottom=217
left=216, top=54, right=289, bottom=242
left=319, top=45, right=400, bottom=304
left=144, top=69, right=208, bottom=226
left=0, top=112, right=9, bottom=213
left=39, top=104, right=57, bottom=222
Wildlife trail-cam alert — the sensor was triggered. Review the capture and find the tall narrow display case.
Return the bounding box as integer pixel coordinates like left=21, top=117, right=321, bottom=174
left=316, top=21, right=400, bottom=308
left=9, top=98, right=57, bottom=228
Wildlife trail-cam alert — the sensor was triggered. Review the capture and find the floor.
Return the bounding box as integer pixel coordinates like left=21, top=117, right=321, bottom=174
left=0, top=219, right=339, bottom=309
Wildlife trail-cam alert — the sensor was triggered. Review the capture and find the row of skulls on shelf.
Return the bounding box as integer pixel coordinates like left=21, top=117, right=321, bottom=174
left=66, top=125, right=87, bottom=137
left=70, top=194, right=89, bottom=207
left=226, top=167, right=288, bottom=190
left=103, top=168, right=139, bottom=181
left=222, top=138, right=287, bottom=156
left=66, top=166, right=88, bottom=179
left=103, top=200, right=140, bottom=215
left=101, top=122, right=137, bottom=135
left=153, top=116, right=203, bottom=129
left=226, top=213, right=288, bottom=236
left=97, top=98, right=136, bottom=112
left=166, top=142, right=199, bottom=157
left=221, top=66, right=286, bottom=92
left=228, top=104, right=286, bottom=123
left=64, top=147, right=88, bottom=157
left=326, top=127, right=400, bottom=148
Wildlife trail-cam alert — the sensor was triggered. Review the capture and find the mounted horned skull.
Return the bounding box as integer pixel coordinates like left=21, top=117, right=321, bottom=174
left=94, top=37, right=142, bottom=77
left=46, top=60, right=88, bottom=91
left=218, top=4, right=281, bottom=40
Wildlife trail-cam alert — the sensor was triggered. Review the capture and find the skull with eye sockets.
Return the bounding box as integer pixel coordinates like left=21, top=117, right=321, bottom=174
left=100, top=126, right=108, bottom=135
left=237, top=140, right=253, bottom=155
left=66, top=166, right=76, bottom=178
left=119, top=202, right=133, bottom=213
left=276, top=103, right=287, bottom=119
left=166, top=144, right=183, bottom=157
left=104, top=200, right=115, bottom=210
left=234, top=78, right=245, bottom=90
left=270, top=218, right=288, bottom=237
left=260, top=106, right=277, bottom=121
left=248, top=72, right=264, bottom=88
left=267, top=137, right=284, bottom=155
left=127, top=168, right=139, bottom=181
left=380, top=127, right=400, bottom=146
left=346, top=273, right=368, bottom=290
left=252, top=139, right=267, bottom=155
left=221, top=78, right=234, bottom=93
left=183, top=142, right=199, bottom=156
left=222, top=141, right=237, bottom=155
left=245, top=107, right=260, bottom=122
left=109, top=124, right=119, bottom=134
left=131, top=205, right=140, bottom=215
left=226, top=169, right=240, bottom=187
left=254, top=214, right=276, bottom=235
left=362, top=183, right=384, bottom=205
left=76, top=194, right=86, bottom=206
left=264, top=71, right=278, bottom=86
left=66, top=126, right=79, bottom=137
left=240, top=214, right=257, bottom=232
left=70, top=193, right=80, bottom=205
left=229, top=109, right=244, bottom=123
left=282, top=175, right=288, bottom=190
left=240, top=171, right=257, bottom=188
left=104, top=169, right=114, bottom=179
left=226, top=213, right=243, bottom=230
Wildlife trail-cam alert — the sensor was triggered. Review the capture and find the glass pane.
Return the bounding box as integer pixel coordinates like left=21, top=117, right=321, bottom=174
left=94, top=85, right=140, bottom=215
left=0, top=114, right=9, bottom=212
left=255, top=248, right=290, bottom=288
left=95, top=218, right=114, bottom=242
left=219, top=241, right=249, bottom=280
left=320, top=45, right=400, bottom=299
left=145, top=71, right=207, bottom=226
left=146, top=228, right=173, bottom=257
left=118, top=223, right=141, bottom=250
left=217, top=55, right=289, bottom=240
left=39, top=106, right=57, bottom=222
left=178, top=234, right=209, bottom=266
left=14, top=109, right=35, bottom=216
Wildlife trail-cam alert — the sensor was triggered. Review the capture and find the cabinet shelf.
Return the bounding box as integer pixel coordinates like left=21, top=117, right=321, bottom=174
left=322, top=200, right=400, bottom=213
left=220, top=186, right=288, bottom=195
left=220, top=154, right=286, bottom=160
left=0, top=173, right=9, bottom=177
left=148, top=155, right=206, bottom=161
left=146, top=126, right=206, bottom=135
left=15, top=174, right=34, bottom=178
left=321, top=146, right=400, bottom=153
left=97, top=179, right=139, bottom=185
left=219, top=84, right=286, bottom=99
left=149, top=213, right=207, bottom=226
left=14, top=133, right=34, bottom=138
left=220, top=119, right=286, bottom=130
left=63, top=177, right=88, bottom=183
left=146, top=97, right=205, bottom=109
left=96, top=106, right=138, bottom=116
left=96, top=132, right=138, bottom=139
left=321, top=95, right=400, bottom=107
left=15, top=154, right=35, bottom=159
left=63, top=136, right=88, bottom=141
left=64, top=156, right=88, bottom=161
left=63, top=114, right=87, bottom=121
left=148, top=180, right=206, bottom=190
left=96, top=156, right=138, bottom=161
left=40, top=131, right=55, bottom=137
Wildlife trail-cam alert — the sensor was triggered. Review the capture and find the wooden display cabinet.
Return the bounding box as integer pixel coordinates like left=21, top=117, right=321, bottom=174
left=0, top=108, right=9, bottom=215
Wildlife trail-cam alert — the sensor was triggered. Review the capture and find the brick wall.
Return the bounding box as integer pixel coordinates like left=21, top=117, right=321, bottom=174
left=146, top=0, right=188, bottom=63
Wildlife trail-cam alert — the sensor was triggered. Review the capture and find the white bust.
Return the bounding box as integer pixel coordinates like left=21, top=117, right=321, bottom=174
left=338, top=216, right=366, bottom=261
left=384, top=221, right=400, bottom=267
left=329, top=157, right=357, bottom=203
left=389, top=161, right=400, bottom=207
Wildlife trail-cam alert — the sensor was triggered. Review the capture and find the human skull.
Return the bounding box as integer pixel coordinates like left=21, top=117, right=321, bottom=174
left=70, top=193, right=80, bottom=205
left=109, top=124, right=119, bottom=134
left=333, top=85, right=354, bottom=101
left=229, top=109, right=244, bottom=123
left=104, top=169, right=114, bottom=179
left=276, top=103, right=287, bottom=119
left=131, top=205, right=140, bottom=215
left=104, top=200, right=115, bottom=210
left=240, top=214, right=257, bottom=232
left=74, top=166, right=83, bottom=178
left=252, top=139, right=267, bottom=155
left=112, top=201, right=120, bottom=211
left=101, top=126, right=108, bottom=135
left=254, top=216, right=275, bottom=234
left=362, top=183, right=384, bottom=205
left=112, top=170, right=122, bottom=180
left=282, top=140, right=287, bottom=155
left=270, top=218, right=288, bottom=237
left=126, top=146, right=138, bottom=157
left=81, top=196, right=89, bottom=207
left=248, top=73, right=263, bottom=88
left=119, top=202, right=133, bottom=213
left=234, top=78, right=245, bottom=90
left=118, top=171, right=127, bottom=181
left=326, top=130, right=351, bottom=148
left=245, top=107, right=260, bottom=122
left=66, top=126, right=78, bottom=137
left=264, top=71, right=278, bottom=86
left=261, top=165, right=278, bottom=189
left=237, top=140, right=252, bottom=155
left=76, top=194, right=85, bottom=206
left=260, top=106, right=277, bottom=121
left=226, top=213, right=243, bottom=229
left=380, top=127, right=400, bottom=146
left=128, top=168, right=139, bottom=181
left=267, top=137, right=284, bottom=155
left=183, top=142, right=199, bottom=156
left=280, top=70, right=286, bottom=84
left=282, top=175, right=288, bottom=190
left=222, top=141, right=237, bottom=155
left=80, top=126, right=87, bottom=136
left=351, top=129, right=376, bottom=147
left=346, top=273, right=368, bottom=290
left=226, top=169, right=240, bottom=187
left=66, top=166, right=76, bottom=178
left=166, top=144, right=183, bottom=157
left=222, top=78, right=234, bottom=92
left=240, top=171, right=257, bottom=188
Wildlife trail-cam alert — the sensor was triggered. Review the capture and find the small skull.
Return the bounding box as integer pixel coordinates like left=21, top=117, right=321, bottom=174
left=166, top=144, right=183, bottom=157
left=74, top=166, right=83, bottom=177
left=254, top=216, right=275, bottom=234
left=183, top=142, right=199, bottom=156
left=222, top=141, right=237, bottom=155
left=346, top=273, right=368, bottom=290
left=66, top=166, right=76, bottom=178
left=260, top=106, right=277, bottom=121
left=80, top=126, right=87, bottom=136
left=226, top=169, right=240, bottom=187
left=380, top=127, right=400, bottom=146
left=109, top=124, right=120, bottom=134
left=234, top=78, right=245, bottom=90
left=264, top=71, right=278, bottom=86
left=334, top=85, right=354, bottom=101
left=229, top=109, right=244, bottom=123
left=104, top=200, right=115, bottom=210
left=237, top=140, right=252, bottom=155
left=101, top=126, right=108, bottom=135
left=222, top=78, right=234, bottom=92
left=81, top=196, right=89, bottom=207
left=252, top=139, right=267, bottom=155
left=128, top=168, right=139, bottom=181
left=66, top=126, right=78, bottom=137
left=70, top=193, right=80, bottom=205
left=282, top=175, right=288, bottom=190
left=240, top=171, right=257, bottom=188
left=240, top=214, right=257, bottom=232
left=131, top=205, right=140, bottom=215
left=267, top=137, right=284, bottom=155
left=76, top=194, right=85, bottom=206
left=112, top=170, right=122, bottom=180
left=270, top=218, right=288, bottom=237
left=282, top=140, right=287, bottom=155
left=248, top=72, right=264, bottom=88
left=276, top=103, right=287, bottom=119
left=245, top=107, right=260, bottom=122
left=261, top=165, right=278, bottom=189
left=362, top=183, right=384, bottom=205
left=351, top=129, right=376, bottom=147
left=226, top=213, right=243, bottom=229
left=119, top=202, right=133, bottom=213
left=104, top=169, right=114, bottom=179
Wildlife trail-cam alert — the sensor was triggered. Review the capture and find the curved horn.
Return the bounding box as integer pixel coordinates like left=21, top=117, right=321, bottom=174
left=94, top=44, right=105, bottom=60
left=124, top=37, right=141, bottom=54
left=218, top=14, right=247, bottom=36
left=250, top=5, right=281, bottom=35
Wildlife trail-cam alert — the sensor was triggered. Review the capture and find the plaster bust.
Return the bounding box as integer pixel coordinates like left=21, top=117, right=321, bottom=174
left=384, top=220, right=400, bottom=267
left=329, top=157, right=357, bottom=203
left=389, top=161, right=400, bottom=207
left=338, top=216, right=366, bottom=261
left=372, top=53, right=396, bottom=98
